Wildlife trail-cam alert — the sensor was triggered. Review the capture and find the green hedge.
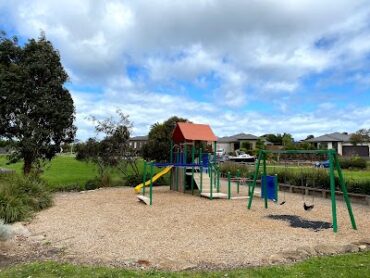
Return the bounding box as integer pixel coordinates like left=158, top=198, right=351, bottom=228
left=219, top=162, right=251, bottom=177
left=268, top=167, right=370, bottom=195
left=339, top=157, right=367, bottom=169
left=219, top=163, right=370, bottom=195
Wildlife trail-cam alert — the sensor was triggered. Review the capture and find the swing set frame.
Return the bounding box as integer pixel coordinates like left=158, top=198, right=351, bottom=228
left=247, top=149, right=357, bottom=233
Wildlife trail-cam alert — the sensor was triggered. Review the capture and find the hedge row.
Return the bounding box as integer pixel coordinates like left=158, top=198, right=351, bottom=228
left=219, top=163, right=370, bottom=195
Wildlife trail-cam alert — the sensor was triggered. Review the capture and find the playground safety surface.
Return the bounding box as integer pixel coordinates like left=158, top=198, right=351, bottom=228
left=8, top=186, right=370, bottom=270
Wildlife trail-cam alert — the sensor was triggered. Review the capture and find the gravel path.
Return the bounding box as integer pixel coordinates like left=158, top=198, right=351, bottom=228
left=27, top=186, right=370, bottom=270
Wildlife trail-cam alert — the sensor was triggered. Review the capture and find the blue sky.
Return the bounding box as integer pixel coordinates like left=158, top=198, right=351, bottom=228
left=1, top=0, right=370, bottom=140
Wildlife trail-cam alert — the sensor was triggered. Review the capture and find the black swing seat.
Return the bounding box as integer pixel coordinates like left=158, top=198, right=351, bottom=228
left=303, top=202, right=314, bottom=211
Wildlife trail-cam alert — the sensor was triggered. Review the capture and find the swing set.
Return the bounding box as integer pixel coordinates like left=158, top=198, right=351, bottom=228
left=247, top=149, right=357, bottom=233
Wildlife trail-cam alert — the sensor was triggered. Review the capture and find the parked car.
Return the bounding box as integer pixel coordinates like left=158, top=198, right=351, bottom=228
left=314, top=160, right=330, bottom=168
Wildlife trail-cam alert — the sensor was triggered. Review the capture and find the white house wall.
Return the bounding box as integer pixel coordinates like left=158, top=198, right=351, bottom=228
left=217, top=143, right=233, bottom=153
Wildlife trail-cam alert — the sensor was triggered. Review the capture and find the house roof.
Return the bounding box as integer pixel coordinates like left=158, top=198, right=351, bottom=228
left=218, top=133, right=259, bottom=142
left=306, top=132, right=351, bottom=143
left=172, top=122, right=217, bottom=143
left=129, top=135, right=148, bottom=141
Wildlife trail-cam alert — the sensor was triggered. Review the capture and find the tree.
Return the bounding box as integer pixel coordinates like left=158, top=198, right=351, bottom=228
left=0, top=33, right=76, bottom=174
left=142, top=116, right=187, bottom=162
left=282, top=133, right=294, bottom=148
left=76, top=110, right=139, bottom=182
left=350, top=133, right=363, bottom=146
left=305, top=135, right=314, bottom=140
left=255, top=138, right=265, bottom=150
left=241, top=141, right=252, bottom=150
left=358, top=129, right=370, bottom=141
left=350, top=129, right=370, bottom=146
left=261, top=133, right=283, bottom=145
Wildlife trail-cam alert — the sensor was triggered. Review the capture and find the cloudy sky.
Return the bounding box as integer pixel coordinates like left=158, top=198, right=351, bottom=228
left=1, top=0, right=370, bottom=140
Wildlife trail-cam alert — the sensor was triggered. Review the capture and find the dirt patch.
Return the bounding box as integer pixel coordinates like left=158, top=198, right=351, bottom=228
left=2, top=185, right=370, bottom=270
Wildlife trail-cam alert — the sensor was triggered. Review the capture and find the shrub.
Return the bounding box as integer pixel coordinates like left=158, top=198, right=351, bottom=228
left=100, top=173, right=112, bottom=187
left=125, top=174, right=143, bottom=187
left=219, top=162, right=251, bottom=177
left=346, top=180, right=370, bottom=195
left=340, top=157, right=367, bottom=169
left=0, top=174, right=52, bottom=223
left=84, top=178, right=100, bottom=190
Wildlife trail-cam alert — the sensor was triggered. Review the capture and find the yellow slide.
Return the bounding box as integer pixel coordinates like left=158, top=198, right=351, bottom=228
left=134, top=166, right=173, bottom=193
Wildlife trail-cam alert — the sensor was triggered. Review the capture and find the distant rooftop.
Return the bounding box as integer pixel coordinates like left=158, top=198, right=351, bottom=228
left=306, top=132, right=352, bottom=143
left=129, top=135, right=148, bottom=141
left=218, top=133, right=259, bottom=142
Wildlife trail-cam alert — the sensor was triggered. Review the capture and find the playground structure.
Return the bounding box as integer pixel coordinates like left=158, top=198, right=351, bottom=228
left=135, top=123, right=357, bottom=233
left=136, top=122, right=253, bottom=205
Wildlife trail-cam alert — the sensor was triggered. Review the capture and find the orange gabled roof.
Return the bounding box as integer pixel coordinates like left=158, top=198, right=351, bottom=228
left=172, top=122, right=217, bottom=143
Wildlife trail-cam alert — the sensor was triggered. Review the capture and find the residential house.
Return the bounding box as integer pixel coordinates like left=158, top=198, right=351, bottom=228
left=306, top=132, right=370, bottom=157
left=129, top=135, right=148, bottom=150
left=217, top=133, right=259, bottom=153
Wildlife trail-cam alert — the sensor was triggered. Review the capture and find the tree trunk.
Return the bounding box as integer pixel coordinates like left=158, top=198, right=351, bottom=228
left=23, top=155, right=33, bottom=175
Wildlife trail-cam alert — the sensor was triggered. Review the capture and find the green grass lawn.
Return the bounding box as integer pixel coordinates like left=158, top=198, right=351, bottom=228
left=0, top=155, right=166, bottom=191
left=0, top=155, right=101, bottom=191
left=343, top=169, right=370, bottom=181
left=1, top=252, right=369, bottom=277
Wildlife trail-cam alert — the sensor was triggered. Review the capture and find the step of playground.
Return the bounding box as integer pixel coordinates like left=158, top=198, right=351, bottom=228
left=137, top=195, right=150, bottom=205
left=200, top=192, right=228, bottom=199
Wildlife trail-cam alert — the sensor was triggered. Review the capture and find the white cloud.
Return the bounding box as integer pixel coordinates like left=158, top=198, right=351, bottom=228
left=2, top=0, right=370, bottom=139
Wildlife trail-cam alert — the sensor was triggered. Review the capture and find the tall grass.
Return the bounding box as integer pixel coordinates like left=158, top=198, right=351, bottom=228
left=0, top=174, right=52, bottom=223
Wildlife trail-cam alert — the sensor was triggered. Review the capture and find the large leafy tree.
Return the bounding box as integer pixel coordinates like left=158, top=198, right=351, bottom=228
left=0, top=33, right=76, bottom=174
left=142, top=116, right=187, bottom=162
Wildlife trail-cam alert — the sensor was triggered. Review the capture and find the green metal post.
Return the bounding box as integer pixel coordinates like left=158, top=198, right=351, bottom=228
left=142, top=161, right=147, bottom=196
left=208, top=153, right=211, bottom=177
left=263, top=152, right=268, bottom=209
left=213, top=141, right=217, bottom=163
left=214, top=166, right=217, bottom=189
left=210, top=163, right=213, bottom=200
left=200, top=166, right=203, bottom=194
left=328, top=151, right=338, bottom=233
left=170, top=140, right=173, bottom=163
left=175, top=166, right=178, bottom=191
left=149, top=163, right=154, bottom=206
left=247, top=150, right=262, bottom=209
left=200, top=148, right=203, bottom=194
left=191, top=145, right=195, bottom=195
left=236, top=169, right=240, bottom=194
left=217, top=167, right=220, bottom=193
left=334, top=153, right=357, bottom=230
left=228, top=171, right=231, bottom=199
left=183, top=144, right=187, bottom=193
left=175, top=151, right=179, bottom=191
left=274, top=175, right=278, bottom=203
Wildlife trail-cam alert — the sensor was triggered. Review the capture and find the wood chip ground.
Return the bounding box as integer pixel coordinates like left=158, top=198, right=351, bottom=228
left=25, top=184, right=370, bottom=270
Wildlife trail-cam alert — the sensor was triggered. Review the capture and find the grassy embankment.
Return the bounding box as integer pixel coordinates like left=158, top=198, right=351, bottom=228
left=0, top=155, right=164, bottom=191
left=0, top=251, right=369, bottom=277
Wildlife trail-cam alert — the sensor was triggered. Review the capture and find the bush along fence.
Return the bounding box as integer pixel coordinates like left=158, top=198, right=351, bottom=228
left=219, top=162, right=370, bottom=195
